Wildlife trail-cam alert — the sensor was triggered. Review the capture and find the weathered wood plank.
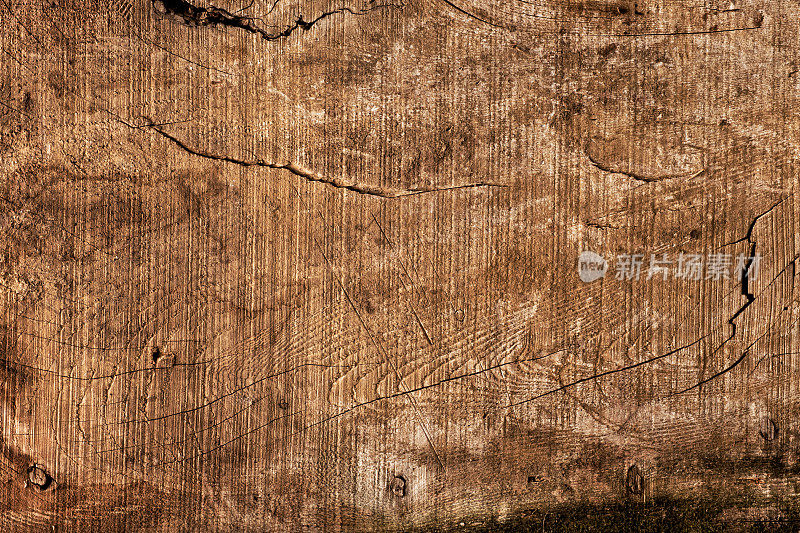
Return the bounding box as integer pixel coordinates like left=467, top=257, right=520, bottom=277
left=1, top=0, right=800, bottom=529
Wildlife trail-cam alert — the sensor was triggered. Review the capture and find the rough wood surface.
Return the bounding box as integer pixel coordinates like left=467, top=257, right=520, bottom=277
left=1, top=0, right=800, bottom=530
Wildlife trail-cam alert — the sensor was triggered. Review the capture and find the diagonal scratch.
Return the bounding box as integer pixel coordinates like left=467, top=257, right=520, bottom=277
left=437, top=0, right=503, bottom=28
left=504, top=334, right=711, bottom=408
left=311, top=232, right=446, bottom=470
left=675, top=251, right=799, bottom=394
left=674, top=195, right=795, bottom=393
left=371, top=212, right=434, bottom=345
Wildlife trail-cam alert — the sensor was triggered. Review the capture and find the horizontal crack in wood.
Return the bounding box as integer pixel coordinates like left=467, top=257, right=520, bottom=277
left=585, top=150, right=705, bottom=183
left=154, top=0, right=401, bottom=40
left=149, top=126, right=507, bottom=198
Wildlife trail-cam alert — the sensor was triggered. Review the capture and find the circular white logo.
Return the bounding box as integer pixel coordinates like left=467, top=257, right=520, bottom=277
left=578, top=251, right=607, bottom=282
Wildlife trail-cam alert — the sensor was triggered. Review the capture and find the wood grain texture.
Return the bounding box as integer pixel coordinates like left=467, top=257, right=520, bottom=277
left=1, top=0, right=800, bottom=530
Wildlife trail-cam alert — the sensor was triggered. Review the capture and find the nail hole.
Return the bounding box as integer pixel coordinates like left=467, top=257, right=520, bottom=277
left=277, top=398, right=289, bottom=410
left=151, top=346, right=161, bottom=364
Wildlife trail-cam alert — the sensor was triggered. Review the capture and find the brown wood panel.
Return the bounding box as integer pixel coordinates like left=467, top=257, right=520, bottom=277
left=1, top=0, right=799, bottom=529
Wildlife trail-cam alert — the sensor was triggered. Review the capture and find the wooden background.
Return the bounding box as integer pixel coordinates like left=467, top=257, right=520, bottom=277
left=1, top=0, right=800, bottom=529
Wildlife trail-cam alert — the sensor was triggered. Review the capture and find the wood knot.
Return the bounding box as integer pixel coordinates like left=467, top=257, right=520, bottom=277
left=389, top=475, right=406, bottom=497
left=27, top=464, right=53, bottom=491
